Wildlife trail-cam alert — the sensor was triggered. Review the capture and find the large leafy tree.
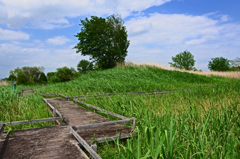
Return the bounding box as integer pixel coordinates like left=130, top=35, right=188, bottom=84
left=74, top=14, right=130, bottom=69
left=169, top=51, right=196, bottom=70
left=208, top=57, right=230, bottom=71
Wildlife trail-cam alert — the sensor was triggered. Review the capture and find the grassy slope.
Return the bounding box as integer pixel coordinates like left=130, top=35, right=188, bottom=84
left=36, top=66, right=240, bottom=158
left=38, top=65, right=239, bottom=96
left=1, top=66, right=240, bottom=158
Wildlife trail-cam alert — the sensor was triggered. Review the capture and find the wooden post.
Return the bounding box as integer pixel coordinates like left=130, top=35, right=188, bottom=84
left=131, top=117, right=136, bottom=129
left=0, top=122, right=5, bottom=138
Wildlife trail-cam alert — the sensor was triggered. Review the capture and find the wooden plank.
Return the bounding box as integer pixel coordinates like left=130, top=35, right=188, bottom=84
left=40, top=93, right=59, bottom=96
left=70, top=127, right=102, bottom=159
left=4, top=117, right=62, bottom=126
left=0, top=122, right=5, bottom=137
left=59, top=93, right=68, bottom=99
left=73, top=98, right=129, bottom=120
left=75, top=119, right=132, bottom=130
left=90, top=133, right=132, bottom=144
left=43, top=98, right=63, bottom=118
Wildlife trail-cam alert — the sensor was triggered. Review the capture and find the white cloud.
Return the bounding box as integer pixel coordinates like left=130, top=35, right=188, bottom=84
left=185, top=39, right=206, bottom=45
left=0, top=28, right=29, bottom=40
left=125, top=13, right=240, bottom=70
left=0, top=0, right=171, bottom=29
left=46, top=36, right=71, bottom=45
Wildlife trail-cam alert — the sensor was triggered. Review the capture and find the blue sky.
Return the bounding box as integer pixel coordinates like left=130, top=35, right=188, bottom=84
left=0, top=0, right=239, bottom=79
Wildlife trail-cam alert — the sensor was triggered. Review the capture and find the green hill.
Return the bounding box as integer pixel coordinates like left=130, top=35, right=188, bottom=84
left=1, top=65, right=240, bottom=158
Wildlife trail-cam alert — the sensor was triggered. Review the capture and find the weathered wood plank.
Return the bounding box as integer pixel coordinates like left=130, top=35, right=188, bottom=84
left=0, top=123, right=5, bottom=137
left=4, top=117, right=62, bottom=126
left=74, top=119, right=132, bottom=130
left=40, top=93, right=59, bottom=96
left=43, top=98, right=63, bottom=118
left=70, top=126, right=102, bottom=159
left=73, top=98, right=129, bottom=120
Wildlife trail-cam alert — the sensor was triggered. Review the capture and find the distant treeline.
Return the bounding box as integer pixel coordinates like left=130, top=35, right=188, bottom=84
left=7, top=66, right=80, bottom=84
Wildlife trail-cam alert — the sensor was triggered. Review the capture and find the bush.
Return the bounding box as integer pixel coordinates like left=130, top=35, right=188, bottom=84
left=55, top=66, right=76, bottom=82
left=47, top=72, right=56, bottom=81
left=208, top=57, right=230, bottom=71
left=38, top=73, right=47, bottom=84
left=77, top=60, right=94, bottom=74
left=51, top=76, right=61, bottom=83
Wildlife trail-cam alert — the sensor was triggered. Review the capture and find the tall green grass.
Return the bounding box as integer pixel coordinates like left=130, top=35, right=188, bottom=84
left=1, top=66, right=240, bottom=158
left=0, top=86, right=55, bottom=131
left=91, top=84, right=240, bottom=158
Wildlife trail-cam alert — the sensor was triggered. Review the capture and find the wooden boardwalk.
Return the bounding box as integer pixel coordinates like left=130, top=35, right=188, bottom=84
left=0, top=90, right=134, bottom=158
left=0, top=126, right=89, bottom=159
left=45, top=97, right=132, bottom=143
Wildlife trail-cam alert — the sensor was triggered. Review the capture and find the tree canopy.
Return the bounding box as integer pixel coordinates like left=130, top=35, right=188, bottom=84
left=9, top=66, right=44, bottom=84
left=74, top=14, right=130, bottom=69
left=208, top=57, right=230, bottom=71
left=169, top=51, right=196, bottom=70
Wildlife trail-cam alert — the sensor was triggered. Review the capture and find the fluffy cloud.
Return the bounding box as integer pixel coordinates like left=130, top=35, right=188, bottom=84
left=125, top=13, right=240, bottom=68
left=46, top=36, right=71, bottom=45
left=0, top=0, right=171, bottom=29
left=0, top=28, right=29, bottom=40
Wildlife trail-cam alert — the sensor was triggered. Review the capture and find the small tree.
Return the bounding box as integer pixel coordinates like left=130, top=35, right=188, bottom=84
left=74, top=14, right=130, bottom=69
left=38, top=72, right=48, bottom=84
left=47, top=72, right=56, bottom=81
left=77, top=60, right=94, bottom=74
left=208, top=57, right=230, bottom=71
left=55, top=66, right=76, bottom=82
left=169, top=51, right=196, bottom=70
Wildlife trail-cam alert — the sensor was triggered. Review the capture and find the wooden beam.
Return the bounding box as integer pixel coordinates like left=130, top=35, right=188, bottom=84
left=75, top=119, right=132, bottom=130
left=0, top=122, right=5, bottom=137
left=40, top=93, right=59, bottom=96
left=43, top=98, right=63, bottom=118
left=70, top=127, right=102, bottom=159
left=4, top=117, right=62, bottom=126
left=73, top=98, right=129, bottom=120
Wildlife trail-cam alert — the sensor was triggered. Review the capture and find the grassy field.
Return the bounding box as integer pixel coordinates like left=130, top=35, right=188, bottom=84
left=1, top=64, right=240, bottom=158
left=0, top=86, right=55, bottom=131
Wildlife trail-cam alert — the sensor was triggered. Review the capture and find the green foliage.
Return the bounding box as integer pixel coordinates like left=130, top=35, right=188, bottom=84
left=55, top=66, right=76, bottom=82
left=0, top=86, right=55, bottom=130
left=38, top=73, right=47, bottom=84
left=51, top=76, right=61, bottom=83
left=47, top=72, right=56, bottom=81
left=229, top=66, right=240, bottom=71
left=9, top=66, right=44, bottom=84
left=74, top=14, right=130, bottom=69
left=169, top=51, right=196, bottom=70
left=208, top=57, right=230, bottom=71
left=229, top=57, right=240, bottom=67
left=77, top=59, right=94, bottom=74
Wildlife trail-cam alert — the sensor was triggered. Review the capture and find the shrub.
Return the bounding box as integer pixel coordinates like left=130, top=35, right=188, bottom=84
left=208, top=57, right=230, bottom=71
left=77, top=60, right=94, bottom=74
left=38, top=73, right=48, bottom=84
left=55, top=66, right=76, bottom=82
